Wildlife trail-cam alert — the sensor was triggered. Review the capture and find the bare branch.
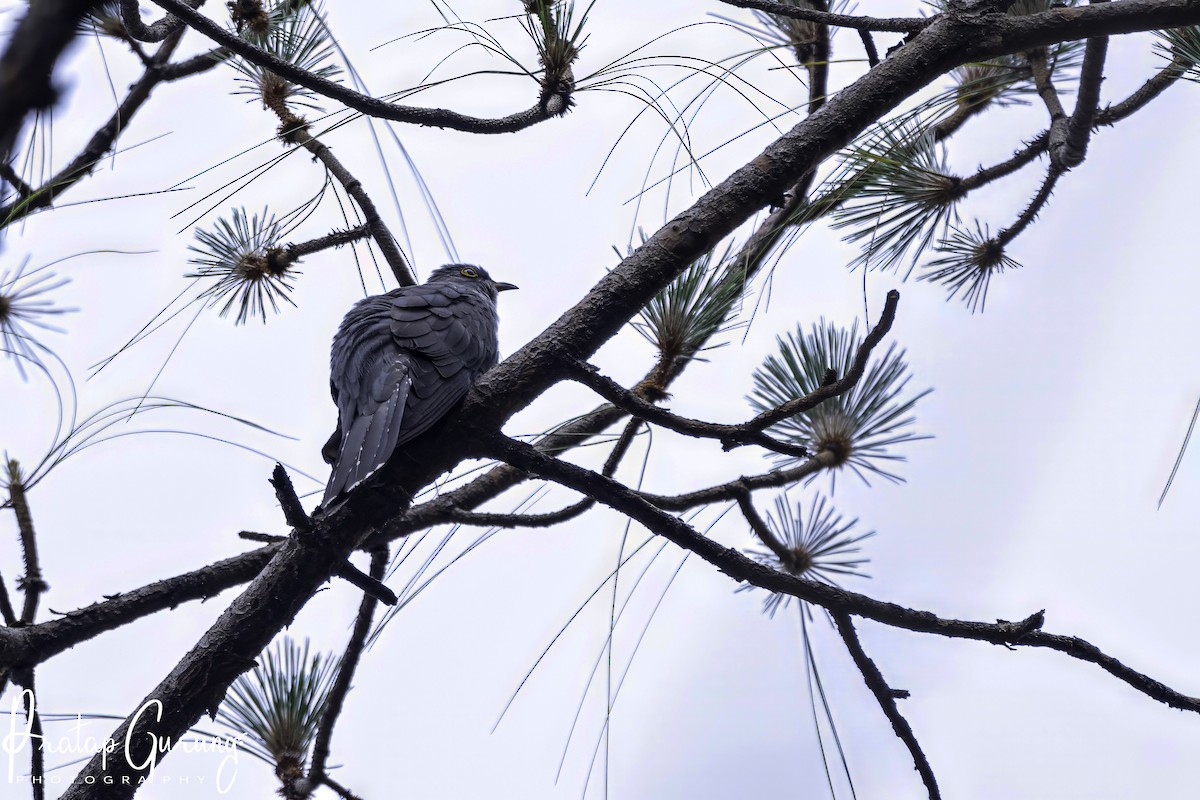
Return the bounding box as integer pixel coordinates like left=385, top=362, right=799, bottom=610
left=308, top=547, right=388, bottom=786
left=995, top=164, right=1062, bottom=247
left=564, top=360, right=810, bottom=459
left=716, top=0, right=928, bottom=33
left=147, top=0, right=568, bottom=133
left=6, top=461, right=48, bottom=624
left=742, top=289, right=899, bottom=433
left=276, top=120, right=416, bottom=287
left=0, top=569, right=17, bottom=627
left=1057, top=23, right=1109, bottom=168
left=119, top=0, right=203, bottom=42
left=833, top=612, right=940, bottom=800
left=484, top=434, right=1200, bottom=715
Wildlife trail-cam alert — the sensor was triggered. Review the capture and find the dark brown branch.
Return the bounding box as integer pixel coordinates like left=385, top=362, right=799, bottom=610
left=859, top=29, right=881, bottom=67
left=119, top=0, right=202, bottom=42
left=7, top=461, right=47, bottom=625
left=444, top=417, right=645, bottom=529
left=960, top=132, right=1049, bottom=191
left=0, top=546, right=278, bottom=669
left=0, top=568, right=17, bottom=627
left=639, top=451, right=837, bottom=512
left=995, top=165, right=1062, bottom=247
left=744, top=289, right=899, bottom=432
left=147, top=0, right=567, bottom=133
left=1097, top=57, right=1189, bottom=125
left=566, top=290, right=896, bottom=450
left=270, top=464, right=312, bottom=531
left=734, top=491, right=793, bottom=569
left=956, top=53, right=1184, bottom=194
left=156, top=46, right=228, bottom=80
left=484, top=434, right=1200, bottom=715
left=833, top=612, right=940, bottom=800
left=283, top=225, right=371, bottom=260
left=1056, top=23, right=1108, bottom=168
left=317, top=776, right=363, bottom=800
left=277, top=120, right=415, bottom=287
left=308, top=547, right=388, bottom=787
left=717, top=0, right=927, bottom=32
left=14, top=670, right=46, bottom=800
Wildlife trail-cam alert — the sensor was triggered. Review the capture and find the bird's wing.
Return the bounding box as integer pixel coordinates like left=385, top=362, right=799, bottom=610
left=324, top=295, right=412, bottom=502
left=386, top=286, right=495, bottom=445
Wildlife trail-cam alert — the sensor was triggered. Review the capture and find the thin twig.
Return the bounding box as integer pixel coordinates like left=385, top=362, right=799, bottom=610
left=833, top=612, right=940, bottom=800
left=7, top=461, right=47, bottom=624
left=995, top=165, right=1062, bottom=247
left=0, top=569, right=17, bottom=627
left=119, top=0, right=203, bottom=42
left=485, top=433, right=1200, bottom=715
left=859, top=29, right=881, bottom=67
left=308, top=547, right=389, bottom=786
left=147, top=0, right=569, bottom=132
left=734, top=490, right=793, bottom=568
left=717, top=0, right=928, bottom=32
left=278, top=120, right=416, bottom=287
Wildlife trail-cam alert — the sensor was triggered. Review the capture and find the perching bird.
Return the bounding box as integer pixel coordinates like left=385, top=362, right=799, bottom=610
left=322, top=264, right=517, bottom=504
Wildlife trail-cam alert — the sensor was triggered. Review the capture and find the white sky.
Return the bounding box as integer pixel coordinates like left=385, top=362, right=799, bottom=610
left=2, top=1, right=1200, bottom=798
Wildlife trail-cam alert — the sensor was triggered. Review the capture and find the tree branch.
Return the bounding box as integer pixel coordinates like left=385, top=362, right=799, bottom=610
left=833, top=612, right=940, bottom=800
left=565, top=360, right=809, bottom=459
left=276, top=120, right=415, bottom=287
left=994, top=164, right=1062, bottom=247
left=1056, top=20, right=1109, bottom=168
left=147, top=0, right=569, bottom=133
left=0, top=568, right=17, bottom=627
left=716, top=0, right=928, bottom=32
left=484, top=433, right=1200, bottom=715
left=119, top=0, right=203, bottom=42
left=307, top=547, right=388, bottom=788
left=7, top=461, right=48, bottom=625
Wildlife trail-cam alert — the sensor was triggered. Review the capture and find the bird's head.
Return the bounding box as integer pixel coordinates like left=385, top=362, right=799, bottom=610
left=427, top=263, right=518, bottom=298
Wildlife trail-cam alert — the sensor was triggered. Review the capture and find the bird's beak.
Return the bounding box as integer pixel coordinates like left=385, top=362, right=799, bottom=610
left=493, top=281, right=519, bottom=292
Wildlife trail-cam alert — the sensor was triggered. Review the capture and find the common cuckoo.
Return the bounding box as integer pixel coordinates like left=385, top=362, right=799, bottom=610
left=322, top=264, right=517, bottom=504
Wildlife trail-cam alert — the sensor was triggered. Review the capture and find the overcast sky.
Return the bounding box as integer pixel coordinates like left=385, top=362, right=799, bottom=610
left=2, top=1, right=1200, bottom=798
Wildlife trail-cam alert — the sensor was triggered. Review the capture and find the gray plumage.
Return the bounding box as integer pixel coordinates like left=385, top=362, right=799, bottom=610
left=322, top=264, right=516, bottom=504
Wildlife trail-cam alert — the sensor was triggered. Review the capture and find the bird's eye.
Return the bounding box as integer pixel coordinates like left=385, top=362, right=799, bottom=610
left=460, top=267, right=478, bottom=278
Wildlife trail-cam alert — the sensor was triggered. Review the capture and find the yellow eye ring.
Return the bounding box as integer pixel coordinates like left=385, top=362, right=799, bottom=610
left=460, top=267, right=478, bottom=278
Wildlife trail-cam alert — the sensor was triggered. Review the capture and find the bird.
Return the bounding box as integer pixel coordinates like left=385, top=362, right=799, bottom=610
left=322, top=264, right=517, bottom=504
